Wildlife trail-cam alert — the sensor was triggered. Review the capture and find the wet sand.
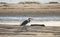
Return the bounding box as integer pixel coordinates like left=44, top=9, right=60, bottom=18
left=0, top=25, right=60, bottom=37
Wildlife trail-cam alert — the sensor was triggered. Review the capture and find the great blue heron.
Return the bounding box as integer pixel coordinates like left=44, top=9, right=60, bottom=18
left=20, top=18, right=32, bottom=31
left=20, top=18, right=31, bottom=26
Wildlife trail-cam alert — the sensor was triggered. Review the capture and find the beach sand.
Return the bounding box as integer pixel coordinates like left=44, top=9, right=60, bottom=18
left=0, top=25, right=60, bottom=37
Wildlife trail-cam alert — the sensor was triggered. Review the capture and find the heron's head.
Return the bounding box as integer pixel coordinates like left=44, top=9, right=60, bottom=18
left=28, top=18, right=32, bottom=21
left=28, top=18, right=31, bottom=20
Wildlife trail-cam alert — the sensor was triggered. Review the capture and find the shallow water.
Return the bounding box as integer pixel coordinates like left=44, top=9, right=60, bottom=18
left=0, top=16, right=60, bottom=22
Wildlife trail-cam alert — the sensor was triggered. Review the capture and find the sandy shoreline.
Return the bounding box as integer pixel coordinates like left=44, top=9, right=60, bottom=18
left=0, top=3, right=60, bottom=37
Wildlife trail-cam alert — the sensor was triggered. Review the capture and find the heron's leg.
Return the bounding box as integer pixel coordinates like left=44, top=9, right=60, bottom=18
left=21, top=26, right=28, bottom=31
left=24, top=26, right=28, bottom=31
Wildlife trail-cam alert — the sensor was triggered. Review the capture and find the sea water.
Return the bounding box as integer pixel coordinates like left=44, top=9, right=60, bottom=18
left=0, top=16, right=60, bottom=26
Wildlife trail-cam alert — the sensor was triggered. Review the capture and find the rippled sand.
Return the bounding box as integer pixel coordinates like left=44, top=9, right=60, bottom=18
left=0, top=25, right=60, bottom=37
